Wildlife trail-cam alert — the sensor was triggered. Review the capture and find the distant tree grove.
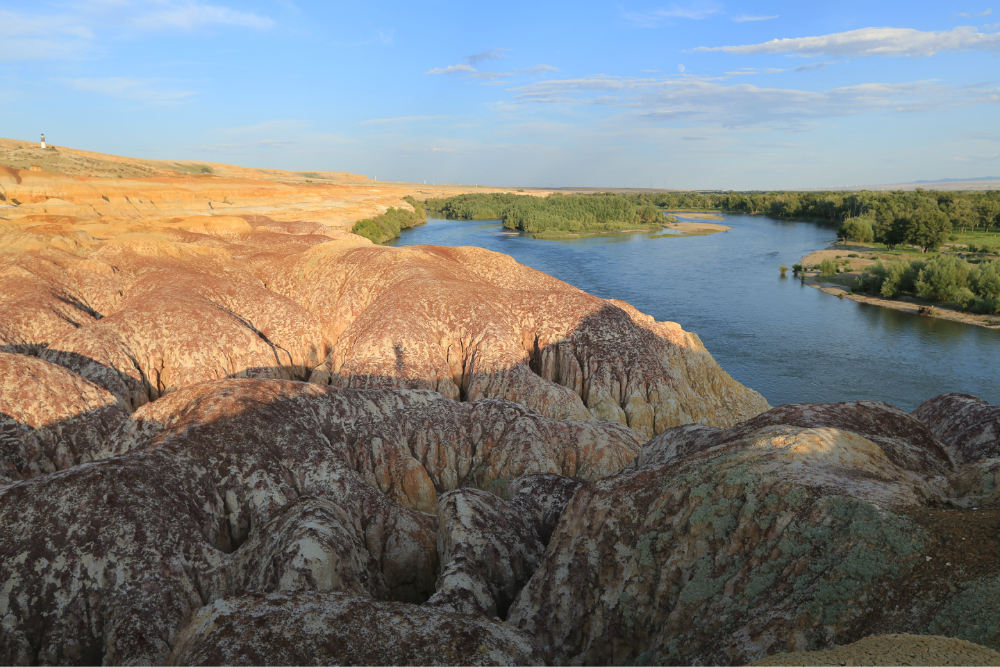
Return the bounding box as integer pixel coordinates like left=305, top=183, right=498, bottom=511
left=422, top=193, right=670, bottom=234
left=420, top=189, right=1000, bottom=251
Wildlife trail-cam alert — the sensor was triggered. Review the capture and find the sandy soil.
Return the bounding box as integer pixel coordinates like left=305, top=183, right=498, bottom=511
left=660, top=221, right=731, bottom=236
left=0, top=137, right=541, bottom=234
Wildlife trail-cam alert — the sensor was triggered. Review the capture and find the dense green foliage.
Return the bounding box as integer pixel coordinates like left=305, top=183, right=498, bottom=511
left=423, top=192, right=669, bottom=235
left=855, top=256, right=1000, bottom=313
left=643, top=188, right=1000, bottom=229
left=427, top=188, right=999, bottom=249
left=351, top=196, right=426, bottom=244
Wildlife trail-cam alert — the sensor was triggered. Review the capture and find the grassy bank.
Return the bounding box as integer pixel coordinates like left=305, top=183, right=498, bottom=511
left=352, top=196, right=426, bottom=243
left=797, top=242, right=1000, bottom=318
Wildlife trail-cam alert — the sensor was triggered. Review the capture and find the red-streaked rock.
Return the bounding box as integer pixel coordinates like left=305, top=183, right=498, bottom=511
left=279, top=243, right=768, bottom=436
left=0, top=378, right=643, bottom=664
left=166, top=591, right=544, bottom=666
left=913, top=393, right=1000, bottom=464
left=431, top=488, right=544, bottom=619
left=0, top=352, right=128, bottom=484
left=507, top=473, right=588, bottom=545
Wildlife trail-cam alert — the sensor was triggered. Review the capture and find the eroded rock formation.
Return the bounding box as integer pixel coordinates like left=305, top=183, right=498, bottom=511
left=0, top=378, right=640, bottom=664
left=166, top=591, right=544, bottom=666
left=507, top=400, right=1000, bottom=665
left=0, top=352, right=127, bottom=484
left=3, top=161, right=998, bottom=666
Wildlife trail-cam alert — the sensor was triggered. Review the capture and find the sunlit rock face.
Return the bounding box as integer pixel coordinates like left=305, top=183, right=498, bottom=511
left=1, top=187, right=769, bottom=434
left=304, top=244, right=770, bottom=435
left=507, top=400, right=1000, bottom=665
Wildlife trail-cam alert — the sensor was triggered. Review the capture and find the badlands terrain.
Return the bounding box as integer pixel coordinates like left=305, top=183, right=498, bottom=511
left=2, top=141, right=1000, bottom=665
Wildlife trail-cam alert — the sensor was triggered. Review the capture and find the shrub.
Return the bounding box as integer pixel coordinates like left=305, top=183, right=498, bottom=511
left=779, top=265, right=789, bottom=276
left=792, top=263, right=803, bottom=273
left=819, top=258, right=837, bottom=275
left=351, top=204, right=426, bottom=244
left=915, top=255, right=976, bottom=303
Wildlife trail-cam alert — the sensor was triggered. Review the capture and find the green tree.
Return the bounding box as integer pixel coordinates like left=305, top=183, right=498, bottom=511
left=638, top=204, right=662, bottom=224
left=902, top=208, right=952, bottom=253
left=840, top=218, right=874, bottom=243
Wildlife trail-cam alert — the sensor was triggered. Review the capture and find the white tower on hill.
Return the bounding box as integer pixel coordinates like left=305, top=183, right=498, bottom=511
left=40, top=134, right=46, bottom=149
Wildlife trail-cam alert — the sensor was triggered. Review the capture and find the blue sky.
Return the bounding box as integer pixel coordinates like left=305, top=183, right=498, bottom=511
left=2, top=1, right=999, bottom=188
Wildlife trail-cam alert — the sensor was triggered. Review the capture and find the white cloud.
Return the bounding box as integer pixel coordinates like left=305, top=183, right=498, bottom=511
left=0, top=9, right=96, bottom=61
left=507, top=75, right=1000, bottom=129
left=127, top=2, right=273, bottom=31
left=64, top=77, right=195, bottom=102
left=0, top=2, right=272, bottom=61
left=733, top=14, right=778, bottom=22
left=958, top=8, right=993, bottom=17
left=622, top=3, right=723, bottom=27
left=693, top=26, right=1000, bottom=57
left=427, top=64, right=476, bottom=75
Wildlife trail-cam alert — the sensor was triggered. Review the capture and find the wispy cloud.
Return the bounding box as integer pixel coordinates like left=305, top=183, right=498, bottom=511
left=0, top=2, right=273, bottom=61
left=693, top=26, right=1000, bottom=57
left=507, top=75, right=1000, bottom=130
left=126, top=2, right=273, bottom=31
left=464, top=48, right=509, bottom=65
left=64, top=77, right=195, bottom=103
left=515, top=64, right=560, bottom=74
left=427, top=63, right=476, bottom=75
left=958, top=8, right=993, bottom=17
left=733, top=14, right=778, bottom=22
left=622, top=3, right=723, bottom=27
left=793, top=62, right=832, bottom=71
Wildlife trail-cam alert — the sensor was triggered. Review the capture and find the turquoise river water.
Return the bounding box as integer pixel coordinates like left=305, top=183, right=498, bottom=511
left=387, top=213, right=1000, bottom=410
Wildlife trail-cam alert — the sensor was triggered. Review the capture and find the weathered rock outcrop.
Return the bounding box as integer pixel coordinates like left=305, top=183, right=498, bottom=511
left=0, top=378, right=640, bottom=664
left=297, top=244, right=769, bottom=435
left=507, top=400, right=1000, bottom=665
left=166, top=591, right=543, bottom=666
left=430, top=488, right=545, bottom=619
left=0, top=352, right=127, bottom=484
left=427, top=474, right=586, bottom=619
left=2, top=193, right=769, bottom=434
left=913, top=393, right=1000, bottom=463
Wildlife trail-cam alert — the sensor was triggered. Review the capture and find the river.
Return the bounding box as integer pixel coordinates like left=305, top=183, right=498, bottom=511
left=386, top=213, right=1000, bottom=410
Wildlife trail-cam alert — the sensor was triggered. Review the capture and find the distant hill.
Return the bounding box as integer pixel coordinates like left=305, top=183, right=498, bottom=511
left=909, top=176, right=999, bottom=184
left=810, top=176, right=1000, bottom=192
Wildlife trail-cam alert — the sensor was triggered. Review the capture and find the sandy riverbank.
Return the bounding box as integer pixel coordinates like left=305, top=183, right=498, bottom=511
left=657, top=220, right=731, bottom=236
left=798, top=243, right=1000, bottom=330
left=668, top=211, right=725, bottom=220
